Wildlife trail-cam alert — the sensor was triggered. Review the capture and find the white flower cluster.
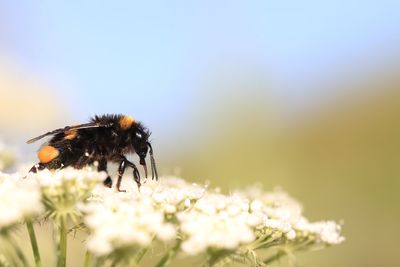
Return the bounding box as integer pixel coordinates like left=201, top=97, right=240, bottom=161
left=28, top=167, right=106, bottom=191
left=81, top=176, right=205, bottom=256
left=26, top=167, right=106, bottom=221
left=178, top=193, right=261, bottom=255
left=82, top=190, right=175, bottom=256
left=295, top=218, right=345, bottom=245
left=0, top=173, right=43, bottom=230
left=142, top=176, right=205, bottom=213
left=0, top=165, right=344, bottom=263
left=238, top=186, right=345, bottom=245
left=81, top=176, right=344, bottom=259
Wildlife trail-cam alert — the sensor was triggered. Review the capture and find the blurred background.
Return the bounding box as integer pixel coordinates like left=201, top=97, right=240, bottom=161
left=1, top=1, right=399, bottom=266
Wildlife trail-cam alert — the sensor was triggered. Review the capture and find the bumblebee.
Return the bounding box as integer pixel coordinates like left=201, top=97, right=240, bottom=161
left=27, top=114, right=158, bottom=191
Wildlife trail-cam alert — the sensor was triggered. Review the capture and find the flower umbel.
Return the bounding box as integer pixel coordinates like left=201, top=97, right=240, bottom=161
left=0, top=168, right=344, bottom=267
left=0, top=173, right=43, bottom=231
left=178, top=193, right=257, bottom=255
left=27, top=167, right=106, bottom=222
left=82, top=188, right=177, bottom=256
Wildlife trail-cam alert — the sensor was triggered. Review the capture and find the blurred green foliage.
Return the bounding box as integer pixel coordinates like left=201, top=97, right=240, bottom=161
left=174, top=77, right=400, bottom=267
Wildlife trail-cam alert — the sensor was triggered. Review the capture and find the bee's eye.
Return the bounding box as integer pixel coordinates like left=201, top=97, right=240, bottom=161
left=136, top=133, right=142, bottom=138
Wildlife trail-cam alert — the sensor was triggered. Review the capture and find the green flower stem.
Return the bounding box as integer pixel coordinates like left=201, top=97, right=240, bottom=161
left=58, top=218, right=67, bottom=267
left=83, top=250, right=92, bottom=267
left=263, top=250, right=286, bottom=265
left=154, top=240, right=182, bottom=267
left=247, top=234, right=282, bottom=252
left=209, top=253, right=233, bottom=267
left=5, top=233, right=28, bottom=267
left=262, top=240, right=315, bottom=265
left=248, top=235, right=273, bottom=250
left=134, top=235, right=156, bottom=264
left=93, top=257, right=104, bottom=267
left=134, top=246, right=150, bottom=264
left=294, top=239, right=316, bottom=251
left=26, top=220, right=42, bottom=267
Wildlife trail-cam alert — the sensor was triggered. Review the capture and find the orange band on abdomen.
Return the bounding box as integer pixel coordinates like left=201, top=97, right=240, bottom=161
left=38, top=145, right=60, bottom=163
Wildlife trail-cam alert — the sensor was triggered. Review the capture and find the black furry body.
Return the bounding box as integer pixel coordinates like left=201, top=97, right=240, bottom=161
left=28, top=114, right=158, bottom=191
left=45, top=115, right=139, bottom=168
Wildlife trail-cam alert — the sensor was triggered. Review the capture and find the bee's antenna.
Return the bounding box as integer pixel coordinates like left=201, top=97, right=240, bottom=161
left=147, top=142, right=158, bottom=180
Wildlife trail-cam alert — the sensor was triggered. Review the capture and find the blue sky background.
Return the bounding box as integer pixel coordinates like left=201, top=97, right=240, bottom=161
left=1, top=1, right=400, bottom=129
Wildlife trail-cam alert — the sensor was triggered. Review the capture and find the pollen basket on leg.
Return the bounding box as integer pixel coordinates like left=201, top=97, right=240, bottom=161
left=119, top=115, right=135, bottom=130
left=64, top=129, right=78, bottom=140
left=38, top=145, right=60, bottom=163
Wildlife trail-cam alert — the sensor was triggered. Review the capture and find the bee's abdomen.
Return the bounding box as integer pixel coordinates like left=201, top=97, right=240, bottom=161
left=38, top=145, right=60, bottom=163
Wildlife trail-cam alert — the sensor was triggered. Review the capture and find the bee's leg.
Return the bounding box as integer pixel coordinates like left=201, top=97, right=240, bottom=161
left=123, top=158, right=141, bottom=190
left=116, top=160, right=127, bottom=192
left=116, top=156, right=141, bottom=190
left=98, top=158, right=112, bottom=188
left=29, top=163, right=46, bottom=173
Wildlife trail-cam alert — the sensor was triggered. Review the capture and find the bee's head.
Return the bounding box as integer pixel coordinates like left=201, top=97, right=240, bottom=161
left=132, top=123, right=158, bottom=180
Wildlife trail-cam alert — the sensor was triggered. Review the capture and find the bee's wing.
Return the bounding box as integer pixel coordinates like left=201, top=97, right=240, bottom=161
left=26, top=122, right=111, bottom=144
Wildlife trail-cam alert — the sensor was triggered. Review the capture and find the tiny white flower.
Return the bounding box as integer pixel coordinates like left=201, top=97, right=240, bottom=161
left=250, top=199, right=264, bottom=212
left=295, top=219, right=344, bottom=245
left=184, top=198, right=191, bottom=207
left=246, top=212, right=265, bottom=227
left=164, top=204, right=177, bottom=214
left=181, top=236, right=208, bottom=255
left=0, top=173, right=44, bottom=230
left=178, top=193, right=257, bottom=255
left=157, top=223, right=176, bottom=241
left=286, top=230, right=297, bottom=240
